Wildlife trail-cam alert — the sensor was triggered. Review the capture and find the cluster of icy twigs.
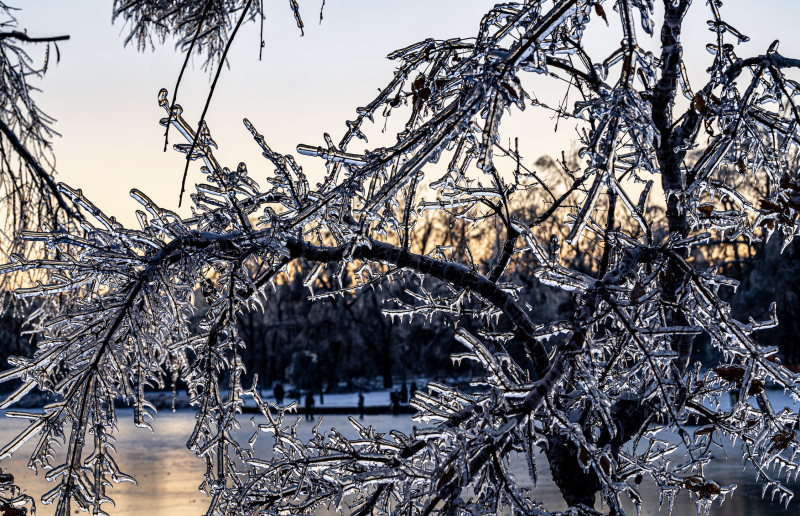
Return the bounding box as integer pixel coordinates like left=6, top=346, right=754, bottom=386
left=0, top=1, right=799, bottom=516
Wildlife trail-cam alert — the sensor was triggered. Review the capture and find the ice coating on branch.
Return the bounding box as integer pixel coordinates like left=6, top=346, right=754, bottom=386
left=1, top=1, right=800, bottom=516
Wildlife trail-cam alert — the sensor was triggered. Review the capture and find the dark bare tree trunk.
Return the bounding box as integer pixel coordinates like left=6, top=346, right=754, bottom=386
left=379, top=332, right=393, bottom=389
left=546, top=434, right=601, bottom=508
left=326, top=340, right=342, bottom=393
left=652, top=0, right=695, bottom=375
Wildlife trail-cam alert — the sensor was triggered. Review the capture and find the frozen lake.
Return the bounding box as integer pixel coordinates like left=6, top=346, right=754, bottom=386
left=0, top=409, right=796, bottom=516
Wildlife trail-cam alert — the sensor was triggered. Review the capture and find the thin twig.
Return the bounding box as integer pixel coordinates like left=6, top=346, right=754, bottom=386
left=259, top=0, right=265, bottom=60
left=163, top=0, right=214, bottom=153
left=178, top=0, right=255, bottom=207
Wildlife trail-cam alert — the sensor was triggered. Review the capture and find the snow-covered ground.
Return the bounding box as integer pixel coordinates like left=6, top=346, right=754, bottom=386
left=244, top=387, right=411, bottom=409
left=244, top=384, right=800, bottom=412
left=6, top=383, right=431, bottom=411
left=701, top=386, right=799, bottom=413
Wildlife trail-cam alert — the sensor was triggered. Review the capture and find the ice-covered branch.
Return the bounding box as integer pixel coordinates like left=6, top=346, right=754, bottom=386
left=1, top=1, right=800, bottom=515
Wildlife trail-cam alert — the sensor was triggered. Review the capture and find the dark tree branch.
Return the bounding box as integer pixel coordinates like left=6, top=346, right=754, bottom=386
left=0, top=118, right=83, bottom=224
left=650, top=0, right=694, bottom=375
left=0, top=31, right=69, bottom=43
left=178, top=0, right=254, bottom=207
left=544, top=56, right=602, bottom=91
left=533, top=173, right=588, bottom=226
left=163, top=0, right=214, bottom=152
left=285, top=237, right=552, bottom=377
left=725, top=52, right=800, bottom=84
left=487, top=227, right=519, bottom=283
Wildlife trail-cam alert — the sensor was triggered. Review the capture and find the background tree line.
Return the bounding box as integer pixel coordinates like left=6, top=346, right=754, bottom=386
left=6, top=151, right=795, bottom=396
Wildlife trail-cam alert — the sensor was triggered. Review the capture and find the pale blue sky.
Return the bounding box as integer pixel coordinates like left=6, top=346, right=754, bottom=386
left=14, top=0, right=800, bottom=226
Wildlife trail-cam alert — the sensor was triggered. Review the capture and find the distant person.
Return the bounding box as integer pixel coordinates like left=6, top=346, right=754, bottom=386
left=274, top=383, right=285, bottom=405
left=390, top=391, right=400, bottom=415
left=399, top=382, right=408, bottom=403
left=305, top=392, right=315, bottom=421
left=409, top=381, right=418, bottom=400
left=358, top=392, right=365, bottom=419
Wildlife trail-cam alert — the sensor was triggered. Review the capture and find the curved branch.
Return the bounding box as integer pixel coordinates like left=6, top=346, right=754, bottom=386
left=285, top=237, right=552, bottom=377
